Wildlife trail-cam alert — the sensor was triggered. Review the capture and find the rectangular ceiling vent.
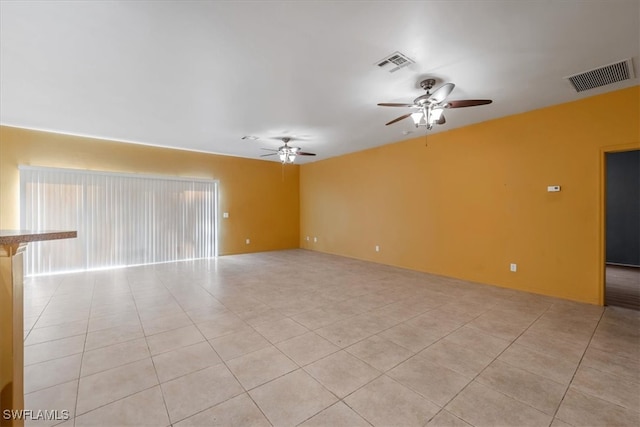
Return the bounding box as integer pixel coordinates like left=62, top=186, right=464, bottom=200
left=376, top=51, right=415, bottom=73
left=565, top=58, right=635, bottom=92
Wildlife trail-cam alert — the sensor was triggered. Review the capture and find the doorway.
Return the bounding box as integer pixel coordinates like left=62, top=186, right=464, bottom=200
left=604, top=149, right=640, bottom=310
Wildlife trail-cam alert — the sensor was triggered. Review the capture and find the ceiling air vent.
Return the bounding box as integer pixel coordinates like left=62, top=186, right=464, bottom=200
left=376, top=51, right=415, bottom=73
left=565, top=58, right=635, bottom=92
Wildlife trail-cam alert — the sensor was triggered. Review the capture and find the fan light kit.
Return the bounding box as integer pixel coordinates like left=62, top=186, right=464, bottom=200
left=378, top=78, right=493, bottom=130
left=260, top=137, right=316, bottom=164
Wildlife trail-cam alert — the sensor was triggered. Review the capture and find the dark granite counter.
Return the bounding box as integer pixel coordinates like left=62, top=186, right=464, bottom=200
left=0, top=230, right=77, bottom=245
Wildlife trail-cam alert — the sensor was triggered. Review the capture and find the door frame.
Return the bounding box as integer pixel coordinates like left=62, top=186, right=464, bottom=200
left=599, top=143, right=640, bottom=305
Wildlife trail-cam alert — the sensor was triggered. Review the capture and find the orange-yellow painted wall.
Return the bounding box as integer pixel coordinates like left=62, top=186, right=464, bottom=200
left=300, top=86, right=640, bottom=305
left=0, top=126, right=299, bottom=255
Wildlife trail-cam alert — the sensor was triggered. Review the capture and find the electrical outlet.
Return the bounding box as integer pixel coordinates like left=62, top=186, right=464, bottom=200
left=510, top=263, right=517, bottom=272
left=245, top=238, right=250, bottom=244
left=375, top=245, right=380, bottom=252
left=223, top=212, right=229, bottom=218
left=313, top=237, right=317, bottom=243
left=305, top=236, right=309, bottom=241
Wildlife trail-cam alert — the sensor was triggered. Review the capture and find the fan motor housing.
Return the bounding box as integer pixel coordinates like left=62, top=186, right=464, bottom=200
left=419, top=78, right=436, bottom=91
left=414, top=94, right=431, bottom=105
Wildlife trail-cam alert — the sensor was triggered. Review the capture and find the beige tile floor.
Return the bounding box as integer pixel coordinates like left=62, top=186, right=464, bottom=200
left=21, top=249, right=640, bottom=427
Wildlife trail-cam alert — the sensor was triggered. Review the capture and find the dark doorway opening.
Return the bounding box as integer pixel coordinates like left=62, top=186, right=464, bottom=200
left=605, top=150, right=640, bottom=310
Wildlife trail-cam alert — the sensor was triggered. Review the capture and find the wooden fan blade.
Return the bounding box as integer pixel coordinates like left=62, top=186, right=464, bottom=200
left=260, top=153, right=277, bottom=157
left=444, top=99, right=493, bottom=108
left=428, top=83, right=455, bottom=103
left=297, top=152, right=316, bottom=156
left=385, top=113, right=412, bottom=126
left=378, top=103, right=416, bottom=107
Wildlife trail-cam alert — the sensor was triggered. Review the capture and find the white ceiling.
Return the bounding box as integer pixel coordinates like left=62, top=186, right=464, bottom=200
left=1, top=1, right=638, bottom=164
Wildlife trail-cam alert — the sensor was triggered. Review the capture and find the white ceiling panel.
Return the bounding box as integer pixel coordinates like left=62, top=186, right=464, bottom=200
left=1, top=1, right=638, bottom=163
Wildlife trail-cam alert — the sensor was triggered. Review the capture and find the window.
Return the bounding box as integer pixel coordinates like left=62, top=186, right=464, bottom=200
left=20, top=166, right=218, bottom=275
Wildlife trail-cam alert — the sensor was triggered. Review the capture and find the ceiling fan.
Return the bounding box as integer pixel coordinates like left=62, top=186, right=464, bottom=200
left=378, top=78, right=493, bottom=130
left=260, top=137, right=316, bottom=164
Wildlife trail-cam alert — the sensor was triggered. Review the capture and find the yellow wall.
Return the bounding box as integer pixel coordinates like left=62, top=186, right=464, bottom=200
left=1, top=87, right=638, bottom=303
left=0, top=126, right=300, bottom=255
left=300, top=86, right=640, bottom=305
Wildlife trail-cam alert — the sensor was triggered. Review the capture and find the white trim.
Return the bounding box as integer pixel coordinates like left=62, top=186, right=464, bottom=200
left=18, top=165, right=219, bottom=185
left=3, top=124, right=239, bottom=159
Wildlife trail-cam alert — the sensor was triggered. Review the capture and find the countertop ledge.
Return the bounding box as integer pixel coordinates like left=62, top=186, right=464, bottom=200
left=0, top=230, right=77, bottom=244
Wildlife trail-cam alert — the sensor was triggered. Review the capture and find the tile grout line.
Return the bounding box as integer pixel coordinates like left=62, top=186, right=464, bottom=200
left=374, top=303, right=504, bottom=425
left=550, top=308, right=607, bottom=423
left=46, top=276, right=179, bottom=418
left=296, top=400, right=374, bottom=427
left=159, top=271, right=276, bottom=426
left=71, top=273, right=97, bottom=426
left=400, top=308, right=498, bottom=425
left=22, top=275, right=66, bottom=343
left=23, top=253, right=638, bottom=427
left=426, top=300, right=558, bottom=426
left=292, top=294, right=497, bottom=426
left=187, top=269, right=390, bottom=424
left=136, top=270, right=176, bottom=426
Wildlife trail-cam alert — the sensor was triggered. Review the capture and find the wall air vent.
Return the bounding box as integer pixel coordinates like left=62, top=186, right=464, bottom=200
left=376, top=51, right=415, bottom=73
left=565, top=58, right=635, bottom=92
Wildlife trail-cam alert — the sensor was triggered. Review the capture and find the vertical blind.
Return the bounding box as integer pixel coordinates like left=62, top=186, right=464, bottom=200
left=20, top=166, right=218, bottom=276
